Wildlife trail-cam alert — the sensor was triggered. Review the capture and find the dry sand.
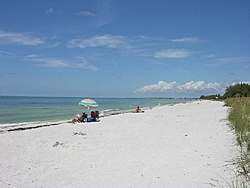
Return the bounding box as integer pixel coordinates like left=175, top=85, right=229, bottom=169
left=0, top=100, right=237, bottom=187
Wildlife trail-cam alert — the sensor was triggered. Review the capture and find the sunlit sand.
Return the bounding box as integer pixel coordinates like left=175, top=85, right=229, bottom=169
left=0, top=100, right=237, bottom=187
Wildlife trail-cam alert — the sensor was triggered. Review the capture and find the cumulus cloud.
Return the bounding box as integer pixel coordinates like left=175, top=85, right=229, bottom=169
left=0, top=31, right=43, bottom=46
left=154, top=49, right=191, bottom=59
left=171, top=37, right=199, bottom=43
left=242, top=81, right=250, bottom=85
left=232, top=81, right=250, bottom=85
left=177, top=81, right=222, bottom=92
left=67, top=34, right=128, bottom=49
left=135, top=80, right=224, bottom=96
left=136, top=81, right=178, bottom=93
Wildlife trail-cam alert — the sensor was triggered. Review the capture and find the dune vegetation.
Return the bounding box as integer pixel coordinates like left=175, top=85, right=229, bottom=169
left=225, top=97, right=250, bottom=186
left=201, top=83, right=250, bottom=186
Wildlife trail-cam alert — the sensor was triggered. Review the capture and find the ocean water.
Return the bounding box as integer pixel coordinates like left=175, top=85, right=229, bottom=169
left=0, top=96, right=192, bottom=127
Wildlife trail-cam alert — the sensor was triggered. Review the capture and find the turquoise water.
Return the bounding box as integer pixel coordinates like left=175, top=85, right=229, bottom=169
left=0, top=96, right=192, bottom=125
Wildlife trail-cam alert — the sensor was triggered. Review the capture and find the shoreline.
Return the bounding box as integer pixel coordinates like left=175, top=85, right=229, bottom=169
left=0, top=100, right=237, bottom=187
left=0, top=97, right=192, bottom=125
left=0, top=101, right=190, bottom=132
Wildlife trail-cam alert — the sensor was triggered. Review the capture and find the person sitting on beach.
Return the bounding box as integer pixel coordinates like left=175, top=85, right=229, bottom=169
left=79, top=112, right=88, bottom=122
left=95, top=110, right=99, bottom=118
left=95, top=110, right=100, bottom=121
left=91, top=111, right=97, bottom=122
left=70, top=112, right=87, bottom=123
left=86, top=111, right=97, bottom=122
left=133, top=106, right=144, bottom=113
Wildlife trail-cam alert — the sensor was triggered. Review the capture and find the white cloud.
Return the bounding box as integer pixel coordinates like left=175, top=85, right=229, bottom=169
left=177, top=81, right=221, bottom=92
left=232, top=81, right=250, bottom=85
left=77, top=11, right=96, bottom=16
left=0, top=31, right=43, bottom=46
left=0, top=50, right=15, bottom=58
left=34, top=58, right=70, bottom=68
left=67, top=34, right=128, bottom=49
left=207, top=57, right=250, bottom=66
left=74, top=56, right=98, bottom=71
left=205, top=54, right=216, bottom=58
left=135, top=81, right=178, bottom=93
left=154, top=49, right=191, bottom=59
left=171, top=37, right=199, bottom=43
left=95, top=0, right=113, bottom=27
left=25, top=54, right=38, bottom=58
left=45, top=8, right=53, bottom=13
left=135, top=80, right=224, bottom=95
left=45, top=42, right=61, bottom=48
left=27, top=57, right=98, bottom=71
left=242, top=81, right=250, bottom=85
left=45, top=8, right=62, bottom=14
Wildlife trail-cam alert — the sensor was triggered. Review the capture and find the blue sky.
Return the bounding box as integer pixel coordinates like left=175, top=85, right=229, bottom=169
left=0, top=0, right=249, bottom=98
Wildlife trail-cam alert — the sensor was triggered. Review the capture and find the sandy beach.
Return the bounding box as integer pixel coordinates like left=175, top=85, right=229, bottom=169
left=0, top=100, right=237, bottom=187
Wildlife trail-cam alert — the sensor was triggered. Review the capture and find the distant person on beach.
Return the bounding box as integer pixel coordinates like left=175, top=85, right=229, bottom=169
left=70, top=112, right=87, bottom=123
left=133, top=106, right=144, bottom=113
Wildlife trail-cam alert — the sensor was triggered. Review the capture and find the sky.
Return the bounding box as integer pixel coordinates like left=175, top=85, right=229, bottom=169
left=0, top=0, right=249, bottom=98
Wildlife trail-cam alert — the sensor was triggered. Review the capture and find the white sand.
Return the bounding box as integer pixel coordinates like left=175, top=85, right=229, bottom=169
left=0, top=100, right=237, bottom=187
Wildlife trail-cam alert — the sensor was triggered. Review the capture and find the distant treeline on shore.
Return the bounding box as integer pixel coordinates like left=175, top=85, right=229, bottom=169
left=200, top=83, right=250, bottom=100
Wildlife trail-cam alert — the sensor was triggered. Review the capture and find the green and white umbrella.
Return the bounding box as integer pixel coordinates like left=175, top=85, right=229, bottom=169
left=79, top=99, right=98, bottom=107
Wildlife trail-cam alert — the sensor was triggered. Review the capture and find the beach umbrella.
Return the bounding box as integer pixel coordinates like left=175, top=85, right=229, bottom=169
left=79, top=98, right=98, bottom=107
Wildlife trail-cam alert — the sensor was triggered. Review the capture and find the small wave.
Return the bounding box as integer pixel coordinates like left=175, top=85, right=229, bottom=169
left=100, top=108, right=122, bottom=116
left=103, top=109, right=114, bottom=112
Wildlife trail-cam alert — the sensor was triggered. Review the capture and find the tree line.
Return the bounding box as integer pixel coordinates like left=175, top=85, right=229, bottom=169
left=200, top=83, right=250, bottom=100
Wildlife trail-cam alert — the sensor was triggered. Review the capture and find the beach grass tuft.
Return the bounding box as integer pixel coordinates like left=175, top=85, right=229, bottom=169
left=225, top=97, right=250, bottom=185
